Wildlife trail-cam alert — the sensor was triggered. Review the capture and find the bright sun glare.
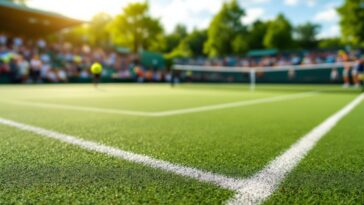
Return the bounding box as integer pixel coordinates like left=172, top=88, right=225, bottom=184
left=28, top=0, right=141, bottom=20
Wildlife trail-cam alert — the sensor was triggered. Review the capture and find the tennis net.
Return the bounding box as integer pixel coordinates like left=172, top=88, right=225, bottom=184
left=173, top=62, right=356, bottom=90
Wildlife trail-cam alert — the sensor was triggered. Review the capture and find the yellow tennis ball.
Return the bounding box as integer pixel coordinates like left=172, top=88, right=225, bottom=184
left=91, top=63, right=103, bottom=74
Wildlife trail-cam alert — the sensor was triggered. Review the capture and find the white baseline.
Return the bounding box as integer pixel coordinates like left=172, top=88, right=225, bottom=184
left=6, top=91, right=319, bottom=117
left=0, top=93, right=362, bottom=205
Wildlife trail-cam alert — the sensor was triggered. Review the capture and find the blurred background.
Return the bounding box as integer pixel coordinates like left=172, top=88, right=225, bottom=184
left=0, top=0, right=362, bottom=85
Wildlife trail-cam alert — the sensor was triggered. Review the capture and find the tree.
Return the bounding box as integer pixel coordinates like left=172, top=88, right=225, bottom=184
left=232, top=35, right=249, bottom=54
left=319, top=38, right=344, bottom=49
left=183, top=29, right=207, bottom=57
left=60, top=25, right=90, bottom=46
left=88, top=13, right=112, bottom=47
left=173, top=24, right=188, bottom=39
left=108, top=2, right=163, bottom=53
left=147, top=34, right=167, bottom=52
left=294, top=22, right=321, bottom=49
left=338, top=0, right=364, bottom=46
left=204, top=0, right=246, bottom=57
left=166, top=28, right=208, bottom=58
left=264, top=14, right=293, bottom=50
left=248, top=20, right=269, bottom=49
left=163, top=24, right=189, bottom=53
left=166, top=40, right=192, bottom=59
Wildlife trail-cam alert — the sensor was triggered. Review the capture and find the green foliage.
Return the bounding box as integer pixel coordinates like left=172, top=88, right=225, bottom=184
left=338, top=0, right=364, bottom=46
left=147, top=34, right=167, bottom=53
left=294, top=22, right=321, bottom=49
left=248, top=20, right=269, bottom=50
left=232, top=34, right=249, bottom=54
left=167, top=29, right=208, bottom=58
left=58, top=13, right=112, bottom=47
left=163, top=24, right=189, bottom=53
left=204, top=0, right=246, bottom=57
left=184, top=29, right=208, bottom=57
left=163, top=35, right=181, bottom=53
left=13, top=0, right=354, bottom=57
left=319, top=38, right=344, bottom=49
left=61, top=25, right=89, bottom=46
left=88, top=13, right=112, bottom=47
left=108, top=2, right=163, bottom=53
left=166, top=40, right=192, bottom=59
left=264, top=14, right=293, bottom=50
left=173, top=24, right=188, bottom=39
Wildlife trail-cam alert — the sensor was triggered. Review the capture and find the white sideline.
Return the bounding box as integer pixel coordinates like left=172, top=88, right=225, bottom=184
left=0, top=93, right=362, bottom=205
left=152, top=91, right=319, bottom=117
left=0, top=117, right=239, bottom=190
left=228, top=93, right=364, bottom=205
left=7, top=91, right=319, bottom=117
left=8, top=101, right=155, bottom=117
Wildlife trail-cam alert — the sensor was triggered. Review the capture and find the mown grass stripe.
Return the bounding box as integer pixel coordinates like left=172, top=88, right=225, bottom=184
left=6, top=91, right=319, bottom=117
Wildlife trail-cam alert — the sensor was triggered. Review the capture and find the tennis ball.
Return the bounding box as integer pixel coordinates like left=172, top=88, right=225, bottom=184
left=91, top=63, right=103, bottom=74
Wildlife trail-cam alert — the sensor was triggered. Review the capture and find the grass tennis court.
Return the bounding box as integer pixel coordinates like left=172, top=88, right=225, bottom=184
left=0, top=84, right=363, bottom=204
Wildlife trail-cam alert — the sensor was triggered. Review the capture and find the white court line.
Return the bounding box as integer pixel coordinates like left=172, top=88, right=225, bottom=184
left=6, top=91, right=319, bottom=117
left=153, top=91, right=319, bottom=117
left=0, top=117, right=240, bottom=191
left=7, top=101, right=155, bottom=117
left=0, top=94, right=362, bottom=204
left=228, top=93, right=364, bottom=205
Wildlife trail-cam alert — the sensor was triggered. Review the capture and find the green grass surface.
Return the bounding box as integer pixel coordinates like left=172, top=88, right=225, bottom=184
left=0, top=126, right=232, bottom=205
left=265, top=101, right=364, bottom=205
left=0, top=84, right=363, bottom=204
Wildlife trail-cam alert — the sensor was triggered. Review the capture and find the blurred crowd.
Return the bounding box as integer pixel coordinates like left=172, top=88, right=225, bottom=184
left=1, top=33, right=363, bottom=85
left=0, top=34, right=171, bottom=84
left=175, top=49, right=364, bottom=87
left=175, top=50, right=362, bottom=67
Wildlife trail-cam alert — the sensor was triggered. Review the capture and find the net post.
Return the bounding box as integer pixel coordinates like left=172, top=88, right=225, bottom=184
left=250, top=69, right=256, bottom=91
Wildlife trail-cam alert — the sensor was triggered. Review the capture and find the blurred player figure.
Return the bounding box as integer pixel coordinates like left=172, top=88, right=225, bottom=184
left=352, top=55, right=363, bottom=89
left=170, top=69, right=180, bottom=87
left=338, top=50, right=352, bottom=88
left=90, top=62, right=103, bottom=88
left=356, top=57, right=364, bottom=92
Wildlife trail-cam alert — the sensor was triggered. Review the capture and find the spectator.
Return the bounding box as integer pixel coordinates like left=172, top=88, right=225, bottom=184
left=1, top=33, right=357, bottom=85
left=8, top=57, right=18, bottom=83
left=30, top=55, right=42, bottom=83
left=0, top=34, right=7, bottom=46
left=17, top=56, right=30, bottom=83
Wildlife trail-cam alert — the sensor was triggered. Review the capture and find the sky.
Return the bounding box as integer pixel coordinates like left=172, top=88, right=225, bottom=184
left=27, top=0, right=343, bottom=38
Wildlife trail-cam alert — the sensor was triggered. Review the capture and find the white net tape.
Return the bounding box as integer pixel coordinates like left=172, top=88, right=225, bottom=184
left=173, top=62, right=356, bottom=73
